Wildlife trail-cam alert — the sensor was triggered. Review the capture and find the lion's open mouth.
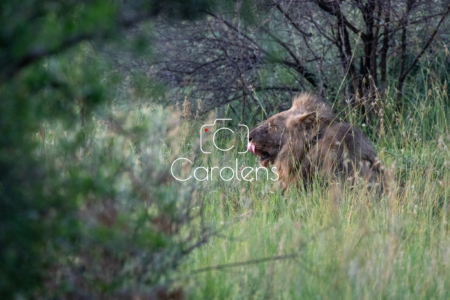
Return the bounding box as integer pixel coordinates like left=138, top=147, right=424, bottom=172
left=247, top=142, right=270, bottom=161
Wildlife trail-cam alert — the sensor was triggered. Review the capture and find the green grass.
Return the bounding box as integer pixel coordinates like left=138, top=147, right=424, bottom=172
left=40, top=79, right=450, bottom=298
left=169, top=85, right=450, bottom=299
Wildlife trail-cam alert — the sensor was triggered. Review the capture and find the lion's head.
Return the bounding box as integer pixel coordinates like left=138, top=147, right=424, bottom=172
left=247, top=93, right=334, bottom=168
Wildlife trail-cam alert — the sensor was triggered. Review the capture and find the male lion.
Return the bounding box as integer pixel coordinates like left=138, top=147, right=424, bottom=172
left=247, top=93, right=383, bottom=190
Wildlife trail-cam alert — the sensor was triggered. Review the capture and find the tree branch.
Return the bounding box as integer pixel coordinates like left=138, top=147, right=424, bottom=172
left=1, top=11, right=158, bottom=83
left=316, top=0, right=368, bottom=42
left=397, top=3, right=450, bottom=101
left=263, top=28, right=319, bottom=87
left=274, top=1, right=313, bottom=38
left=191, top=253, right=299, bottom=273
left=400, top=4, right=450, bottom=82
left=1, top=34, right=91, bottom=82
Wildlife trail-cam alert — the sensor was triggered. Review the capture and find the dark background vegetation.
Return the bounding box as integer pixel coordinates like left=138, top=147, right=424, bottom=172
left=1, top=0, right=450, bottom=298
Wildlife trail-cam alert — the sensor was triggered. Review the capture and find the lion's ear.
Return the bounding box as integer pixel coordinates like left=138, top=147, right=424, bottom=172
left=287, top=111, right=317, bottom=129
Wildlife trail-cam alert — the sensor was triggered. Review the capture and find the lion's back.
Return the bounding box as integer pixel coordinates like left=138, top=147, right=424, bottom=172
left=302, top=121, right=379, bottom=182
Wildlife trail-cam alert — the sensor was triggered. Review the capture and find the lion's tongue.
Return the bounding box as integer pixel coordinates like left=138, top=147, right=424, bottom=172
left=246, top=142, right=256, bottom=155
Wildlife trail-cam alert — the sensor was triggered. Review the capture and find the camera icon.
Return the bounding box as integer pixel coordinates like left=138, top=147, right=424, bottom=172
left=200, top=119, right=249, bottom=154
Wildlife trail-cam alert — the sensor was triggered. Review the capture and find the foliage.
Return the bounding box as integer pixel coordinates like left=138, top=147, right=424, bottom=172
left=174, top=81, right=450, bottom=299
left=0, top=0, right=219, bottom=298
left=2, top=0, right=450, bottom=299
left=147, top=0, right=450, bottom=123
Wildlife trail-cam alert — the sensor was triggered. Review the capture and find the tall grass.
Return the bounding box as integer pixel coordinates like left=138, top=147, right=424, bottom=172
left=40, top=69, right=450, bottom=298
left=169, top=83, right=450, bottom=299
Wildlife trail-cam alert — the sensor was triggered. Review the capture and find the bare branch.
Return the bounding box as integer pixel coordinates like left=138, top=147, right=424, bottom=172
left=397, top=3, right=450, bottom=101
left=263, top=28, right=319, bottom=87
left=400, top=3, right=450, bottom=81
left=315, top=0, right=368, bottom=42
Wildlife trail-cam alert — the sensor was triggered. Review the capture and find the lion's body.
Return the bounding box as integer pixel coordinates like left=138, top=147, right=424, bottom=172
left=247, top=93, right=382, bottom=190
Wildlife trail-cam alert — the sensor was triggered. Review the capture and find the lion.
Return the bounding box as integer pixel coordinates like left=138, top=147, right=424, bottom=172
left=247, top=93, right=383, bottom=191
